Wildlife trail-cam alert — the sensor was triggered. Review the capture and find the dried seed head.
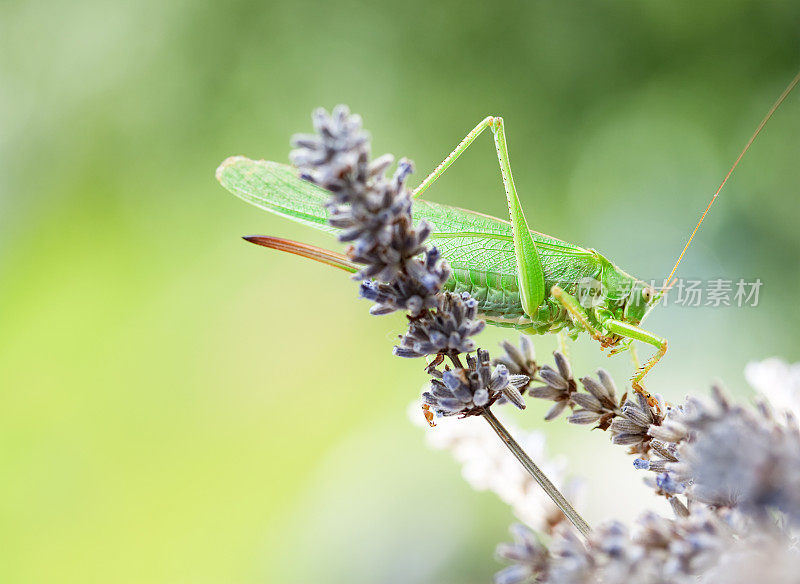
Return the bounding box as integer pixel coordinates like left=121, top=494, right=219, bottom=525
left=422, top=349, right=528, bottom=417
left=493, top=506, right=776, bottom=584
left=359, top=247, right=450, bottom=316
left=609, top=392, right=661, bottom=454
left=668, top=389, right=800, bottom=522
left=493, top=336, right=539, bottom=399
left=528, top=351, right=578, bottom=421
left=295, top=106, right=452, bottom=319
left=290, top=105, right=371, bottom=197
left=394, top=292, right=486, bottom=358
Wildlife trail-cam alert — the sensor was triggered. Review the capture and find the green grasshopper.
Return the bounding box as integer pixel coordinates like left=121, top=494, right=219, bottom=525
left=217, top=73, right=798, bottom=403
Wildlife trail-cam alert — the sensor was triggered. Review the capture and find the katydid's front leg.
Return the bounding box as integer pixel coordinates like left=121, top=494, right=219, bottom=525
left=413, top=116, right=545, bottom=317
left=550, top=286, right=608, bottom=344
left=599, top=318, right=667, bottom=407
left=551, top=286, right=666, bottom=406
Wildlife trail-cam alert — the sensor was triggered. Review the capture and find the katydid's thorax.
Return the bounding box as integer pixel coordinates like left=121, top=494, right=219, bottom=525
left=442, top=238, right=650, bottom=338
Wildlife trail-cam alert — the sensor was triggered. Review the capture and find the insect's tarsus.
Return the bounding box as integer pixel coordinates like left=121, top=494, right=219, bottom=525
left=663, top=68, right=800, bottom=289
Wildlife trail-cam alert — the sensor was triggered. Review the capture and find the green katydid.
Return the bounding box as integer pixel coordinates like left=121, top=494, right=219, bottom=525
left=216, top=72, right=799, bottom=403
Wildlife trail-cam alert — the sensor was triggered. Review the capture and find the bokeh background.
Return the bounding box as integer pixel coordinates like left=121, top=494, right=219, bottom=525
left=2, top=1, right=800, bottom=582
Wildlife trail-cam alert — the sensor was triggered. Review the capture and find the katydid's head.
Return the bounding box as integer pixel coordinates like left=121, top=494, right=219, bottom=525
left=578, top=256, right=659, bottom=325
left=622, top=281, right=659, bottom=323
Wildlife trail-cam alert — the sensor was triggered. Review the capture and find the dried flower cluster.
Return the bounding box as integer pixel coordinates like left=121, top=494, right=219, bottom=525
left=492, top=347, right=800, bottom=583
left=290, top=106, right=449, bottom=306
left=495, top=505, right=800, bottom=584
left=423, top=348, right=529, bottom=416
left=498, top=340, right=665, bottom=454
left=291, top=106, right=528, bottom=419
left=646, top=386, right=800, bottom=523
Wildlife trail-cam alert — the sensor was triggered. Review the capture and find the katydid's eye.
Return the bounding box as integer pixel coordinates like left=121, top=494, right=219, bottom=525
left=641, top=287, right=653, bottom=302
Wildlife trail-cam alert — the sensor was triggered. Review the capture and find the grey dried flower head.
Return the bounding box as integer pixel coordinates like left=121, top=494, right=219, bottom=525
left=566, top=370, right=622, bottom=429
left=328, top=179, right=412, bottom=250
left=359, top=247, right=450, bottom=316
left=295, top=106, right=453, bottom=320
left=336, top=160, right=426, bottom=282
left=632, top=509, right=733, bottom=578
left=422, top=349, right=529, bottom=416
left=524, top=351, right=638, bottom=433
left=493, top=336, right=539, bottom=393
left=290, top=105, right=371, bottom=197
left=528, top=351, right=577, bottom=421
left=494, top=524, right=550, bottom=584
left=394, top=292, right=486, bottom=358
left=495, top=507, right=746, bottom=584
left=667, top=387, right=800, bottom=522
left=647, top=402, right=690, bottom=444
left=609, top=392, right=662, bottom=455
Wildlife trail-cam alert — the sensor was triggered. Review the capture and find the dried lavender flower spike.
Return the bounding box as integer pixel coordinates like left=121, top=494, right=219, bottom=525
left=493, top=336, right=539, bottom=391
left=494, top=524, right=549, bottom=584
left=422, top=349, right=528, bottom=417
left=394, top=292, right=485, bottom=358
left=494, top=506, right=795, bottom=584
left=665, top=388, right=800, bottom=522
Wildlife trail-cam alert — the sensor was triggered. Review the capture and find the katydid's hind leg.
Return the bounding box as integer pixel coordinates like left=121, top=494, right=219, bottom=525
left=412, top=115, right=546, bottom=318
left=413, top=116, right=495, bottom=199
left=601, top=319, right=667, bottom=407
left=489, top=117, right=545, bottom=316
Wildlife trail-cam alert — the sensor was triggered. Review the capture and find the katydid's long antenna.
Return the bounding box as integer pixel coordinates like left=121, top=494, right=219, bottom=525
left=663, top=69, right=800, bottom=290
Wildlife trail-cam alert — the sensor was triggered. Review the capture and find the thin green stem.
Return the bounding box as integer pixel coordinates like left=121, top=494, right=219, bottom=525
left=481, top=408, right=592, bottom=538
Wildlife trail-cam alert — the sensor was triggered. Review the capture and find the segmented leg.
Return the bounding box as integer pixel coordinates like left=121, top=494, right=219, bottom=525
left=600, top=318, right=667, bottom=407
left=413, top=116, right=545, bottom=317
left=557, top=330, right=570, bottom=359
left=550, top=286, right=608, bottom=345
left=413, top=116, right=495, bottom=199
left=490, top=117, right=545, bottom=316
left=629, top=344, right=641, bottom=370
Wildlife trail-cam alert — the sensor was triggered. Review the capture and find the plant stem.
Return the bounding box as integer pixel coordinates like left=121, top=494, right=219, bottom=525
left=481, top=408, right=592, bottom=538
left=448, top=351, right=464, bottom=370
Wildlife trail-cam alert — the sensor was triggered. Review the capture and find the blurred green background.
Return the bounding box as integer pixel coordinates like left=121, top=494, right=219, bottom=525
left=2, top=1, right=799, bottom=582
